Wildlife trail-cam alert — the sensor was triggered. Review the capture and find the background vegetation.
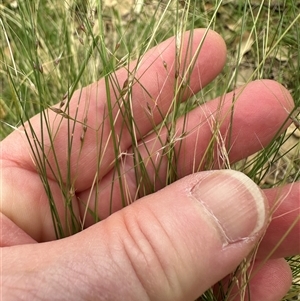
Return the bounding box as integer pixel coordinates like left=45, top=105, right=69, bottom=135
left=1, top=0, right=299, bottom=300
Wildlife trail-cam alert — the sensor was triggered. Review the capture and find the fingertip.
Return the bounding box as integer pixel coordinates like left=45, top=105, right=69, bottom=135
left=191, top=28, right=227, bottom=86
left=204, top=28, right=227, bottom=60
left=255, top=79, right=295, bottom=113
left=223, top=258, right=292, bottom=301
left=248, top=258, right=292, bottom=301
left=244, top=79, right=295, bottom=137
left=193, top=27, right=227, bottom=54
left=150, top=28, right=227, bottom=91
left=228, top=79, right=295, bottom=150
left=258, top=182, right=300, bottom=259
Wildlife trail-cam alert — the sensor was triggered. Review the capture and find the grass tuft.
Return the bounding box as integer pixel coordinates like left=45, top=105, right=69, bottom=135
left=1, top=0, right=299, bottom=300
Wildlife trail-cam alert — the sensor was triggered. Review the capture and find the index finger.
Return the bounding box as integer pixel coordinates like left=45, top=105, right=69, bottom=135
left=2, top=29, right=226, bottom=191
left=1, top=29, right=227, bottom=241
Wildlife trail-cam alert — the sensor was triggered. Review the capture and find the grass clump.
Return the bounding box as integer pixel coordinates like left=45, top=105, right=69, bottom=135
left=0, top=0, right=299, bottom=300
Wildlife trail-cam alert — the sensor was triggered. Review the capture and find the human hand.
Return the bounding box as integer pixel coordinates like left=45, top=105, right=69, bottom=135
left=1, top=29, right=299, bottom=301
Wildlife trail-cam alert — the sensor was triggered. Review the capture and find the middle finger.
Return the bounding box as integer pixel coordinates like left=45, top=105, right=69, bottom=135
left=78, top=79, right=294, bottom=225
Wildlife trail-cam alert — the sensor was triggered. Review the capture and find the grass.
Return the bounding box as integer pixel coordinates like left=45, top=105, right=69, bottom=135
left=1, top=0, right=299, bottom=300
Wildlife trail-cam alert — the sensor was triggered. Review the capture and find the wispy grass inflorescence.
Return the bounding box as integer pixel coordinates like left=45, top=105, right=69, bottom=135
left=1, top=0, right=299, bottom=300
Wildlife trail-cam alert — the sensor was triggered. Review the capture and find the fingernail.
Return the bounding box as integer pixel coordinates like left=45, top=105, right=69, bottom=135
left=191, top=170, right=268, bottom=243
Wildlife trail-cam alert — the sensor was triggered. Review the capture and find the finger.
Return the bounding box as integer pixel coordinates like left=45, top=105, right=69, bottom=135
left=2, top=29, right=226, bottom=191
left=0, top=29, right=226, bottom=241
left=245, top=259, right=292, bottom=301
left=133, top=80, right=294, bottom=178
left=1, top=170, right=269, bottom=301
left=0, top=213, right=37, bottom=246
left=78, top=80, right=294, bottom=224
left=257, top=182, right=300, bottom=259
left=220, top=259, right=292, bottom=301
left=0, top=164, right=77, bottom=241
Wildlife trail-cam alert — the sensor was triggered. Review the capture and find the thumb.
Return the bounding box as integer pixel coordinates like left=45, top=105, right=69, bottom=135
left=2, top=170, right=268, bottom=301
left=78, top=170, right=268, bottom=300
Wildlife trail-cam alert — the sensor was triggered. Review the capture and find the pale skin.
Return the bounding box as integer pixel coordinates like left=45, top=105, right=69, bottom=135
left=1, top=29, right=299, bottom=300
